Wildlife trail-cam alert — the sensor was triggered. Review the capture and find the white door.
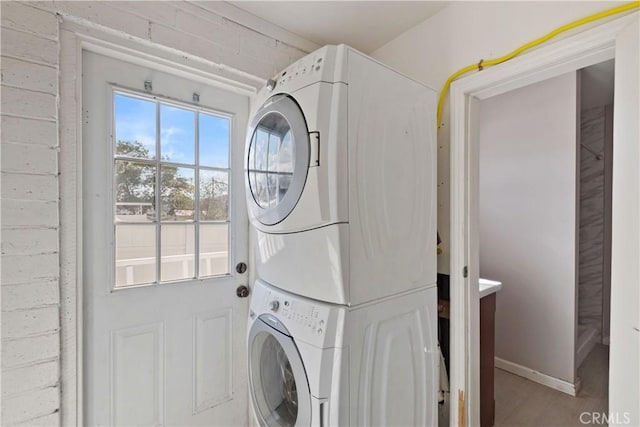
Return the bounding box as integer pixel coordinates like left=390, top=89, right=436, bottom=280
left=609, top=17, right=639, bottom=425
left=82, top=51, right=250, bottom=426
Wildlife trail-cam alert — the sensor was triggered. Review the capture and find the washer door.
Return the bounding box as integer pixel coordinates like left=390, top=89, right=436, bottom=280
left=246, top=95, right=310, bottom=226
left=249, top=315, right=311, bottom=427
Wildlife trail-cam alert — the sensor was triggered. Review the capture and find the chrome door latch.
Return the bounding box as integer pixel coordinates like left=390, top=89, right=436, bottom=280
left=236, top=285, right=250, bottom=298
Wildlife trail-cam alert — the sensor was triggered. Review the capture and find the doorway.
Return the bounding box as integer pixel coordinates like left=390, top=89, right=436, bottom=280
left=82, top=50, right=250, bottom=426
left=448, top=14, right=639, bottom=426
left=476, top=59, right=614, bottom=425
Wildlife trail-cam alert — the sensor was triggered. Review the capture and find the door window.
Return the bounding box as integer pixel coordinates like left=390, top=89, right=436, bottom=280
left=114, top=91, right=231, bottom=287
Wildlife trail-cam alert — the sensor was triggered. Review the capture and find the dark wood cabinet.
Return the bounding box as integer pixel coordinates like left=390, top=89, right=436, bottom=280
left=480, top=293, right=496, bottom=427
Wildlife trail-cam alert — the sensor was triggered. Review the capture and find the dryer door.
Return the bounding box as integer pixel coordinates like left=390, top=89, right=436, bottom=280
left=248, top=314, right=311, bottom=427
left=246, top=95, right=310, bottom=226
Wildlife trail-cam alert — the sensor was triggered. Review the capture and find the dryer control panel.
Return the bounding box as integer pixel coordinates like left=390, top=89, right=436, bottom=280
left=264, top=45, right=348, bottom=96
left=276, top=52, right=326, bottom=89
left=249, top=279, right=345, bottom=349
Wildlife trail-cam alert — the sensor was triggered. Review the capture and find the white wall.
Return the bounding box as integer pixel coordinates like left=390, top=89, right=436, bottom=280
left=2, top=4, right=63, bottom=424
left=0, top=2, right=310, bottom=425
left=370, top=1, right=626, bottom=274
left=477, top=72, right=577, bottom=384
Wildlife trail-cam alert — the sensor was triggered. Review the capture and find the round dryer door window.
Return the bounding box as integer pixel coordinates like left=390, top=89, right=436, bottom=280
left=249, top=316, right=311, bottom=427
left=247, top=95, right=309, bottom=225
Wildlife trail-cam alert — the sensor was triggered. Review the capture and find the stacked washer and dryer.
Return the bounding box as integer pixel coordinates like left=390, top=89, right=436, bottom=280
left=245, top=45, right=438, bottom=426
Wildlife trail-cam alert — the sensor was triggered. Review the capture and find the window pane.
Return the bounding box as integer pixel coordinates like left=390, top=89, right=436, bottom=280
left=115, top=224, right=156, bottom=288
left=160, top=166, right=195, bottom=221
left=199, top=223, right=229, bottom=277
left=160, top=104, right=195, bottom=164
left=200, top=170, right=229, bottom=221
left=161, top=224, right=195, bottom=282
left=115, top=160, right=155, bottom=223
left=114, top=94, right=156, bottom=159
left=199, top=113, right=229, bottom=168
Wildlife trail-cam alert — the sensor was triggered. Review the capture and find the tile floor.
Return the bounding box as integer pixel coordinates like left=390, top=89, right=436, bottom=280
left=495, top=344, right=609, bottom=426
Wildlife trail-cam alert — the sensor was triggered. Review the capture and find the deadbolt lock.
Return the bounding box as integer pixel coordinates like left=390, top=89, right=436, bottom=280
left=236, top=262, right=247, bottom=274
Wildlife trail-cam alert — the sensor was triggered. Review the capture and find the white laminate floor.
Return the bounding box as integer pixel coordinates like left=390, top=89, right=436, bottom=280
left=495, top=344, right=609, bottom=427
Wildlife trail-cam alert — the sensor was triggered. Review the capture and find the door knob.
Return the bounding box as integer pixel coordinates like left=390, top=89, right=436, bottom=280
left=236, top=285, right=250, bottom=298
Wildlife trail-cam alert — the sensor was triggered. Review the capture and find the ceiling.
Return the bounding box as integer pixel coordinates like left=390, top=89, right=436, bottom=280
left=228, top=1, right=450, bottom=54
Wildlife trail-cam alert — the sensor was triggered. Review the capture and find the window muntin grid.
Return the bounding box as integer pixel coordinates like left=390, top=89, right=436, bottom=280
left=113, top=90, right=232, bottom=288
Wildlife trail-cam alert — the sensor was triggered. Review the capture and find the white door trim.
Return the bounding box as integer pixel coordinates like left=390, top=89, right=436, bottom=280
left=448, top=11, right=639, bottom=426
left=58, top=18, right=259, bottom=426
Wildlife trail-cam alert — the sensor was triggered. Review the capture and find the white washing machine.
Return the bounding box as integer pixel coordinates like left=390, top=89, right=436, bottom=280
left=245, top=45, right=437, bottom=305
left=247, top=279, right=439, bottom=427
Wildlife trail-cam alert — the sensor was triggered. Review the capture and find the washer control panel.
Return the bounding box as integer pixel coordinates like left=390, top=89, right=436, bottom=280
left=280, top=298, right=326, bottom=336
left=250, top=280, right=342, bottom=347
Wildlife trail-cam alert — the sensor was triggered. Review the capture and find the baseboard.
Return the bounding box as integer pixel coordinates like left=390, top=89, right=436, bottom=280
left=495, top=357, right=579, bottom=396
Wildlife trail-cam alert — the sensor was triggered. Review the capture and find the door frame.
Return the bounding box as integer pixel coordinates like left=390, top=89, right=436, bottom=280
left=58, top=17, right=260, bottom=426
left=448, top=11, right=639, bottom=426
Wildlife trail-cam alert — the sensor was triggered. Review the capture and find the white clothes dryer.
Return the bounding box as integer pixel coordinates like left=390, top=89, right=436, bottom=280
left=245, top=45, right=437, bottom=305
left=247, top=279, right=439, bottom=427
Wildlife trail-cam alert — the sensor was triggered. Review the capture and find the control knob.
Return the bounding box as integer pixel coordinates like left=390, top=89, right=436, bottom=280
left=269, top=300, right=279, bottom=312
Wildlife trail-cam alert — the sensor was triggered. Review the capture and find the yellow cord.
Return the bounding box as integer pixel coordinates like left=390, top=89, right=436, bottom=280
left=437, top=1, right=640, bottom=129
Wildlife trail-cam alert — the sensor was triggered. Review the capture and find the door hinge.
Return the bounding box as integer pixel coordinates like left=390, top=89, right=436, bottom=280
left=463, top=266, right=468, bottom=278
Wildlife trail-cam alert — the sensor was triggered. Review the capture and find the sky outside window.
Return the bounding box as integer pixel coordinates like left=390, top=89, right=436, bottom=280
left=161, top=104, right=195, bottom=164
left=114, top=94, right=156, bottom=159
left=200, top=112, right=230, bottom=168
